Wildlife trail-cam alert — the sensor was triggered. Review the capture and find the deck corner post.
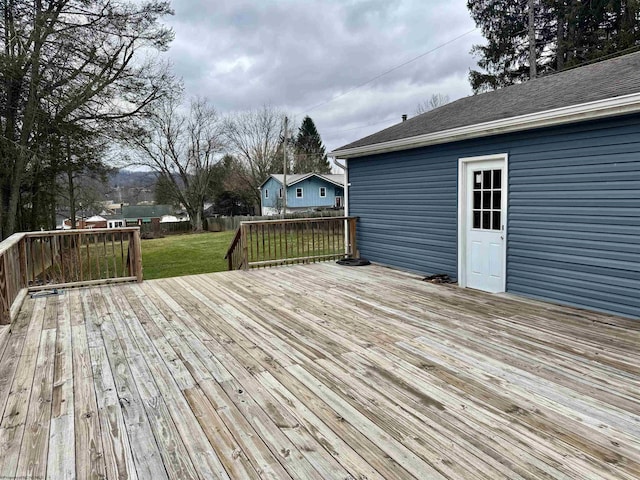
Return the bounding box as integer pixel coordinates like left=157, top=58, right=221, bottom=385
left=348, top=217, right=358, bottom=258
left=133, top=229, right=143, bottom=282
left=19, top=237, right=28, bottom=288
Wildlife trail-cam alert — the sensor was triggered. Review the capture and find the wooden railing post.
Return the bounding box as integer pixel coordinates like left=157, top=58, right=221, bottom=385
left=132, top=229, right=143, bottom=282
left=241, top=224, right=249, bottom=270
left=348, top=217, right=358, bottom=258
left=19, top=238, right=28, bottom=287
left=1, top=254, right=10, bottom=324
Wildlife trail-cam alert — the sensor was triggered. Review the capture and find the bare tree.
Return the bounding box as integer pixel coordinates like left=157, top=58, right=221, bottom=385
left=0, top=0, right=174, bottom=238
left=223, top=105, right=284, bottom=207
left=415, top=93, right=451, bottom=115
left=129, top=95, right=223, bottom=231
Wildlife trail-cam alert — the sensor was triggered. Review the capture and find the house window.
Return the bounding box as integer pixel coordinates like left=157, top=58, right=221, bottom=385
left=296, top=188, right=303, bottom=198
left=278, top=188, right=283, bottom=198
left=319, top=187, right=327, bottom=197
left=265, top=189, right=269, bottom=199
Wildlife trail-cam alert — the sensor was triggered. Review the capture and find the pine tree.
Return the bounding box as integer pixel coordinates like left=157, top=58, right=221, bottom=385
left=468, top=0, right=640, bottom=93
left=293, top=117, right=331, bottom=174
left=467, top=0, right=554, bottom=92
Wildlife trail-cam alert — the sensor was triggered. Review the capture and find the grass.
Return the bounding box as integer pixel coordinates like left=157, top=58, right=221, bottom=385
left=141, top=231, right=236, bottom=280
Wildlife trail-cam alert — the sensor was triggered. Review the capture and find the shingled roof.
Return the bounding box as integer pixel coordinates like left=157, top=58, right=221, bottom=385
left=260, top=173, right=344, bottom=188
left=333, top=51, right=640, bottom=155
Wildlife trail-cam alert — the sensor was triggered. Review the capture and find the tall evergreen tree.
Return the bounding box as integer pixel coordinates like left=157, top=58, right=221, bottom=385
left=293, top=116, right=330, bottom=174
left=468, top=0, right=640, bottom=93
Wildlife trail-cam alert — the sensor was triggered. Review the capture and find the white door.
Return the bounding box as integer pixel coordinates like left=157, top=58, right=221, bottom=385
left=460, top=156, right=507, bottom=293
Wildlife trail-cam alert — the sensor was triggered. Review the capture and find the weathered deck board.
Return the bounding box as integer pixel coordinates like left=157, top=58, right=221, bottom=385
left=0, top=262, right=639, bottom=479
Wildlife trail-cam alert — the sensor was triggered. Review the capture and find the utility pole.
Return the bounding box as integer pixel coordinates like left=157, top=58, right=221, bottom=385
left=528, top=0, right=537, bottom=79
left=282, top=116, right=288, bottom=219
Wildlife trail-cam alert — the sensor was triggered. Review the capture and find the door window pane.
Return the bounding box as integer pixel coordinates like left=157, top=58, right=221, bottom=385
left=483, top=170, right=492, bottom=189
left=482, top=211, right=491, bottom=229
left=483, top=191, right=491, bottom=209
left=492, top=211, right=501, bottom=231
left=473, top=211, right=481, bottom=229
left=493, top=170, right=502, bottom=189
left=474, top=172, right=482, bottom=189
left=492, top=191, right=501, bottom=209
left=473, top=192, right=481, bottom=209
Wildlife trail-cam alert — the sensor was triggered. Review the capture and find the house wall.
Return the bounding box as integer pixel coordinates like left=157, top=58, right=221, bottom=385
left=287, top=177, right=343, bottom=208
left=347, top=114, right=640, bottom=318
left=261, top=177, right=283, bottom=213
left=261, top=176, right=344, bottom=214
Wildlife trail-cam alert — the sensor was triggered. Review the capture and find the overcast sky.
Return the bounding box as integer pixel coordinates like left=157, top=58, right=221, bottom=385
left=162, top=0, right=485, bottom=152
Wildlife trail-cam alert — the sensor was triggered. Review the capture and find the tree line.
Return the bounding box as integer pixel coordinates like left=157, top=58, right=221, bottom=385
left=0, top=1, right=330, bottom=238
left=468, top=0, right=640, bottom=92
left=0, top=0, right=174, bottom=239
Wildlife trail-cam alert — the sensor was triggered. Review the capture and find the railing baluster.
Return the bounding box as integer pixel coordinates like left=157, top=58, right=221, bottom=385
left=111, top=233, right=117, bottom=279
left=267, top=224, right=271, bottom=263
left=95, top=234, right=100, bottom=280
left=39, top=238, right=45, bottom=283
left=254, top=224, right=259, bottom=267
left=120, top=233, right=125, bottom=277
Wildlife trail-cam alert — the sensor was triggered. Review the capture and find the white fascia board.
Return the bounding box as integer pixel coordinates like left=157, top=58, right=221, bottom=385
left=286, top=173, right=344, bottom=188
left=328, top=92, right=640, bottom=159
left=284, top=173, right=314, bottom=187
left=317, top=175, right=345, bottom=188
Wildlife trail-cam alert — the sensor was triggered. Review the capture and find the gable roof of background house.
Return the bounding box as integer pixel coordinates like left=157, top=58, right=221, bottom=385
left=260, top=173, right=344, bottom=188
left=122, top=204, right=173, bottom=219
left=332, top=51, right=640, bottom=156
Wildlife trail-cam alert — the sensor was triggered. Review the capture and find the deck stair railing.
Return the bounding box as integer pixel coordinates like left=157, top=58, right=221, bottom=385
left=0, top=227, right=143, bottom=324
left=225, top=216, right=358, bottom=271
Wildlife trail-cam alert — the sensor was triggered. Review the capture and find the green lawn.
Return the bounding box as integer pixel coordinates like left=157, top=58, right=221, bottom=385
left=141, top=231, right=236, bottom=280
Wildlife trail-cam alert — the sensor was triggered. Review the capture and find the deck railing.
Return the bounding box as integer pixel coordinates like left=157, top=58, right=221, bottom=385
left=0, top=227, right=143, bottom=324
left=225, top=216, right=358, bottom=270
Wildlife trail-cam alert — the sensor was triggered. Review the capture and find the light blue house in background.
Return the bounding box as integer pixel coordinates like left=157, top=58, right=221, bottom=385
left=259, top=173, right=344, bottom=216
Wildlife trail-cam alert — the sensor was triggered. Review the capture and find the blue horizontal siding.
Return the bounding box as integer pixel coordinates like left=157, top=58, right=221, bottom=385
left=348, top=113, right=640, bottom=319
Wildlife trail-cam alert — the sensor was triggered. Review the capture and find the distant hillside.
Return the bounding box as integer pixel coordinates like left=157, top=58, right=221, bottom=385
left=105, top=169, right=158, bottom=205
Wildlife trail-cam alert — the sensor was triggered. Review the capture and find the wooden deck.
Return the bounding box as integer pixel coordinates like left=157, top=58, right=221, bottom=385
left=1, top=263, right=639, bottom=479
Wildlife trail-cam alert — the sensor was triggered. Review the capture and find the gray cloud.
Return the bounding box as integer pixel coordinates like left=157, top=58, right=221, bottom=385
left=162, top=0, right=483, bottom=151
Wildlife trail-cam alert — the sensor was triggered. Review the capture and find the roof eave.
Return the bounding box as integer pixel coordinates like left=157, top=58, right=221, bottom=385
left=286, top=174, right=344, bottom=188
left=329, top=92, right=640, bottom=159
left=285, top=173, right=315, bottom=186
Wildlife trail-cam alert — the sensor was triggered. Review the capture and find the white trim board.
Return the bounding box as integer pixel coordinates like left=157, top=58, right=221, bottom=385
left=458, top=153, right=509, bottom=292
left=329, top=92, right=640, bottom=159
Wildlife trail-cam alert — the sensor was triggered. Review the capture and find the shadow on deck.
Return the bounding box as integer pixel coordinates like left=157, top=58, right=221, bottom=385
left=1, top=263, right=639, bottom=479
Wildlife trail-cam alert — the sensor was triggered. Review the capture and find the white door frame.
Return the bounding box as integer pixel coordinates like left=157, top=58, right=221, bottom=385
left=457, top=153, right=509, bottom=291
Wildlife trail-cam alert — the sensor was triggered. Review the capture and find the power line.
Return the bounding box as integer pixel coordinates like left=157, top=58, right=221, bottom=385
left=297, top=27, right=478, bottom=116
left=322, top=118, right=398, bottom=134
